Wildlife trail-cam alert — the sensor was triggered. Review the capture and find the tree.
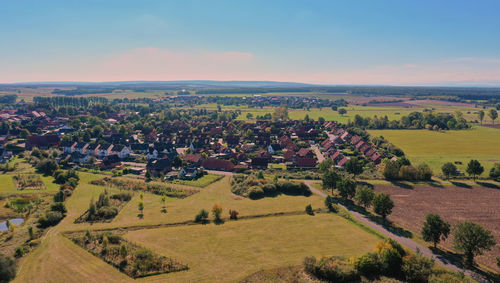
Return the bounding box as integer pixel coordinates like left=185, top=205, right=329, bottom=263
left=488, top=109, right=498, bottom=124
left=322, top=169, right=340, bottom=194
left=345, top=157, right=363, bottom=178
left=338, top=108, right=347, bottom=116
left=372, top=193, right=394, bottom=221
left=19, top=129, right=30, bottom=139
left=441, top=162, right=457, bottom=180
left=0, top=253, right=16, bottom=282
left=36, top=158, right=59, bottom=176
left=324, top=195, right=335, bottom=211
left=318, top=159, right=334, bottom=173
left=305, top=204, right=314, bottom=215
left=489, top=162, right=500, bottom=181
left=336, top=178, right=356, bottom=199
left=211, top=203, right=223, bottom=222
left=477, top=110, right=485, bottom=125
left=421, top=214, right=450, bottom=248
left=161, top=196, right=166, bottom=213
left=466, top=159, right=484, bottom=180
left=145, top=170, right=152, bottom=181
left=355, top=186, right=375, bottom=208
left=195, top=209, right=209, bottom=223
left=138, top=201, right=144, bottom=217
left=453, top=222, right=496, bottom=266
left=246, top=113, right=253, bottom=120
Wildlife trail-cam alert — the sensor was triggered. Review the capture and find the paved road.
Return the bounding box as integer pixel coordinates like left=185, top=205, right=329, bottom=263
left=303, top=180, right=488, bottom=283
left=310, top=145, right=325, bottom=163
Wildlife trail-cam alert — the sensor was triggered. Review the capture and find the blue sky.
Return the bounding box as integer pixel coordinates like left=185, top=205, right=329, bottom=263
left=1, top=0, right=500, bottom=85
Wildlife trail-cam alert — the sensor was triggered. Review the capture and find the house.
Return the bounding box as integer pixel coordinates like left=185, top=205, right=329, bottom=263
left=250, top=157, right=269, bottom=169
left=74, top=142, right=89, bottom=154
left=296, top=158, right=317, bottom=168
left=183, top=154, right=203, bottom=165
left=267, top=143, right=281, bottom=154
left=234, top=163, right=249, bottom=172
left=297, top=148, right=314, bottom=158
left=146, top=158, right=172, bottom=176
left=71, top=152, right=90, bottom=163
left=61, top=141, right=76, bottom=153
left=101, top=154, right=121, bottom=169
left=147, top=147, right=158, bottom=159
left=337, top=156, right=350, bottom=167
left=331, top=151, right=344, bottom=164
left=201, top=158, right=235, bottom=171
left=178, top=166, right=200, bottom=180
left=26, top=134, right=60, bottom=150
left=370, top=152, right=382, bottom=164
left=129, top=167, right=145, bottom=175
left=111, top=144, right=131, bottom=159
left=97, top=143, right=113, bottom=158
left=86, top=143, right=100, bottom=156
left=283, top=150, right=296, bottom=161
left=256, top=149, right=272, bottom=160
left=131, top=143, right=149, bottom=153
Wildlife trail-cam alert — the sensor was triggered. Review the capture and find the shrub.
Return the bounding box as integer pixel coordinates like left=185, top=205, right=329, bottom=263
left=50, top=202, right=67, bottom=213
left=14, top=246, right=24, bottom=258
left=303, top=256, right=359, bottom=283
left=38, top=211, right=64, bottom=228
left=402, top=252, right=434, bottom=283
left=211, top=204, right=223, bottom=222
left=195, top=209, right=209, bottom=223
left=0, top=253, right=17, bottom=282
left=355, top=252, right=380, bottom=277
left=229, top=210, right=239, bottom=220
left=305, top=204, right=314, bottom=215
left=53, top=191, right=65, bottom=202
left=111, top=192, right=132, bottom=202
left=324, top=195, right=335, bottom=211
left=248, top=187, right=265, bottom=199
left=98, top=206, right=118, bottom=219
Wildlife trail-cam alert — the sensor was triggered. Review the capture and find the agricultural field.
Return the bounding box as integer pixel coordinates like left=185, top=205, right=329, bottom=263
left=372, top=182, right=500, bottom=272
left=369, top=126, right=500, bottom=176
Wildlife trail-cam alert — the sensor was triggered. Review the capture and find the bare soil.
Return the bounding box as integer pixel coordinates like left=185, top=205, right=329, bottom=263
left=374, top=183, right=500, bottom=272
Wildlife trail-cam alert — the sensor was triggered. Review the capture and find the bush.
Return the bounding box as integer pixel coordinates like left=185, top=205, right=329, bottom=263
left=110, top=192, right=132, bottom=202
left=50, top=202, right=67, bottom=213
left=355, top=252, right=380, bottom=277
left=305, top=204, right=314, bottom=215
left=53, top=191, right=65, bottom=202
left=0, top=253, right=17, bottom=282
left=303, top=256, right=359, bottom=283
left=38, top=211, right=64, bottom=228
left=248, top=187, right=265, bottom=199
left=229, top=210, right=239, bottom=220
left=195, top=209, right=209, bottom=223
left=402, top=252, right=434, bottom=283
left=97, top=206, right=118, bottom=219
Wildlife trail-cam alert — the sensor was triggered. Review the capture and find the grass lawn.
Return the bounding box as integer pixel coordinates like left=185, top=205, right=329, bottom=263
left=0, top=173, right=59, bottom=195
left=168, top=173, right=223, bottom=188
left=369, top=126, right=500, bottom=176
left=125, top=213, right=381, bottom=282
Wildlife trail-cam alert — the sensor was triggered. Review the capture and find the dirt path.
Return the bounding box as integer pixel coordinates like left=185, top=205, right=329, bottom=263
left=303, top=180, right=489, bottom=283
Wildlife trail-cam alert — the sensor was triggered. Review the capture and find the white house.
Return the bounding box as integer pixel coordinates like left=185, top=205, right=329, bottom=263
left=97, top=144, right=113, bottom=158
left=111, top=144, right=131, bottom=159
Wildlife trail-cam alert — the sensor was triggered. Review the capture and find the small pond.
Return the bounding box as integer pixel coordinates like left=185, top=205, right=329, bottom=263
left=0, top=218, right=24, bottom=231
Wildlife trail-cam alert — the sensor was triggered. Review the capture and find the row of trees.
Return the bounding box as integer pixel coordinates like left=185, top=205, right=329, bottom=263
left=441, top=159, right=486, bottom=180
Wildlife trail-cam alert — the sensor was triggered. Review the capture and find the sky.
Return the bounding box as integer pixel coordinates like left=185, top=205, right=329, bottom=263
left=1, top=0, right=500, bottom=86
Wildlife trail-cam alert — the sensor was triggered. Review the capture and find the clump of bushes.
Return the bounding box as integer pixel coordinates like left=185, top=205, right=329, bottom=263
left=303, top=256, right=359, bottom=282
left=230, top=174, right=311, bottom=199
left=38, top=210, right=64, bottom=228
left=70, top=231, right=188, bottom=278
left=75, top=190, right=132, bottom=223
left=194, top=209, right=209, bottom=224
left=90, top=177, right=195, bottom=198
left=304, top=240, right=439, bottom=282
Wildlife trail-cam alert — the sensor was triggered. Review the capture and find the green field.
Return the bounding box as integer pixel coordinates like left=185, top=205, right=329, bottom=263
left=369, top=126, right=500, bottom=176
left=167, top=173, right=223, bottom=187
left=13, top=172, right=384, bottom=282
left=125, top=214, right=380, bottom=282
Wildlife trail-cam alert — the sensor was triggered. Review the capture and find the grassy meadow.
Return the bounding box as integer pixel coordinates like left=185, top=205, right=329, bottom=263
left=12, top=172, right=384, bottom=282
left=369, top=126, right=500, bottom=176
